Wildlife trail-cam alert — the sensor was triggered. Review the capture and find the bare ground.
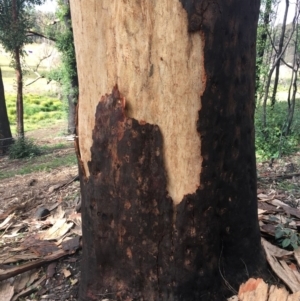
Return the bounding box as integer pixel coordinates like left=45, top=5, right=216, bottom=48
left=0, top=124, right=81, bottom=301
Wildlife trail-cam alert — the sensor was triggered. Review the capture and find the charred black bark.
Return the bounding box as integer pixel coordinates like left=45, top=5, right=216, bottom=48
left=0, top=68, right=13, bottom=154
left=78, top=87, right=174, bottom=300
left=180, top=0, right=267, bottom=291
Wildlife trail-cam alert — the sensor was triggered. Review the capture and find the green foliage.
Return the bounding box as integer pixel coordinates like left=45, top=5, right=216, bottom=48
left=8, top=137, right=41, bottom=159
left=45, top=1, right=78, bottom=102
left=5, top=94, right=64, bottom=132
left=0, top=141, right=76, bottom=180
left=255, top=101, right=300, bottom=160
left=271, top=216, right=300, bottom=250
left=0, top=0, right=46, bottom=52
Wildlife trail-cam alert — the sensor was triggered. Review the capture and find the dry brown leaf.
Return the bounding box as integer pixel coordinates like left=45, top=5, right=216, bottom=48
left=258, top=209, right=267, bottom=215
left=0, top=214, right=15, bottom=230
left=0, top=252, right=39, bottom=264
left=0, top=280, right=14, bottom=301
left=260, top=223, right=276, bottom=236
left=261, top=238, right=300, bottom=293
left=13, top=270, right=39, bottom=293
left=270, top=200, right=300, bottom=219
left=47, top=205, right=65, bottom=224
left=293, top=247, right=300, bottom=266
left=70, top=278, right=78, bottom=286
left=39, top=218, right=73, bottom=240
left=261, top=238, right=293, bottom=258
left=11, top=274, right=46, bottom=301
left=258, top=193, right=275, bottom=202
left=62, top=268, right=71, bottom=278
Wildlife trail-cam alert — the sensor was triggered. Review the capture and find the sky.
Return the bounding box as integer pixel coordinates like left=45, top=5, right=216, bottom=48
left=37, top=0, right=296, bottom=24
left=275, top=0, right=298, bottom=24
left=37, top=0, right=57, bottom=13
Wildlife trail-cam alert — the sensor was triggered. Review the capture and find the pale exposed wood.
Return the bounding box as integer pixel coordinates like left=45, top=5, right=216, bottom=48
left=268, top=285, right=289, bottom=301
left=234, top=278, right=300, bottom=301
left=287, top=291, right=300, bottom=301
left=238, top=278, right=268, bottom=301
left=70, top=0, right=205, bottom=204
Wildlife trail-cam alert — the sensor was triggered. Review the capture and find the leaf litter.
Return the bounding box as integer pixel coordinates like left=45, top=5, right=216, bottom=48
left=229, top=153, right=300, bottom=300
left=2, top=148, right=300, bottom=300
left=0, top=159, right=81, bottom=301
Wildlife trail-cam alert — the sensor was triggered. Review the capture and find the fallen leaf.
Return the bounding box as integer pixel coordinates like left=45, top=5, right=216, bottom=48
left=62, top=268, right=71, bottom=278
left=46, top=262, right=57, bottom=278
left=261, top=238, right=300, bottom=293
left=0, top=214, right=15, bottom=230
left=39, top=218, right=73, bottom=241
left=13, top=270, right=39, bottom=293
left=257, top=193, right=275, bottom=202
left=70, top=278, right=78, bottom=285
left=0, top=280, right=14, bottom=301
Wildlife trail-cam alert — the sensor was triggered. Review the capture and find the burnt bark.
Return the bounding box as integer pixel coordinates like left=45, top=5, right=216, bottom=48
left=0, top=68, right=13, bottom=154
left=77, top=1, right=268, bottom=300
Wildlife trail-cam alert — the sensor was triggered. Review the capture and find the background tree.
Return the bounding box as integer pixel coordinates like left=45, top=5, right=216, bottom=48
left=43, top=0, right=78, bottom=134
left=0, top=68, right=13, bottom=154
left=0, top=0, right=46, bottom=137
left=255, top=0, right=300, bottom=159
left=70, top=0, right=268, bottom=300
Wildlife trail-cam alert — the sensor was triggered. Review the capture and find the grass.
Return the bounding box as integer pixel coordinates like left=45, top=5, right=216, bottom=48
left=6, top=93, right=65, bottom=134
left=0, top=44, right=76, bottom=180
left=0, top=150, right=77, bottom=180
left=1, top=43, right=64, bottom=134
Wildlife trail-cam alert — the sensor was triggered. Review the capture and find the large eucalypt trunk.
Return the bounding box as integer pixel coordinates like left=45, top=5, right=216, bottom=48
left=70, top=0, right=268, bottom=300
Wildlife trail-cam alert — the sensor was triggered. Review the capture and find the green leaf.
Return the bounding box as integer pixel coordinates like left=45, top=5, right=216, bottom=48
left=291, top=233, right=298, bottom=243
left=269, top=216, right=279, bottom=222
left=282, top=238, right=291, bottom=248
left=275, top=230, right=284, bottom=239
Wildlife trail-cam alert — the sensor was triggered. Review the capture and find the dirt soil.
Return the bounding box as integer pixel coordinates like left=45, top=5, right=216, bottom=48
left=1, top=125, right=300, bottom=300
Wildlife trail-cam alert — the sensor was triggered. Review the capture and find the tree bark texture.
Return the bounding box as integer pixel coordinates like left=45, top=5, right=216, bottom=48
left=15, top=46, right=24, bottom=138
left=0, top=68, right=13, bottom=154
left=63, top=0, right=79, bottom=135
left=12, top=0, right=24, bottom=138
left=70, top=0, right=268, bottom=300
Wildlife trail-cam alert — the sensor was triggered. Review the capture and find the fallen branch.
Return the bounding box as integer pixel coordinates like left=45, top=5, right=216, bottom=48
left=51, top=175, right=79, bottom=192
left=12, top=274, right=47, bottom=301
left=0, top=249, right=67, bottom=281
left=258, top=173, right=300, bottom=181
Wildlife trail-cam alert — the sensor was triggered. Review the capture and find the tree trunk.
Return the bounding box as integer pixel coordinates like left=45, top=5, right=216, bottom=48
left=15, top=46, right=24, bottom=138
left=270, top=0, right=289, bottom=106
left=12, top=0, right=24, bottom=138
left=63, top=0, right=78, bottom=135
left=70, top=1, right=268, bottom=300
left=255, top=0, right=272, bottom=101
left=0, top=68, right=13, bottom=154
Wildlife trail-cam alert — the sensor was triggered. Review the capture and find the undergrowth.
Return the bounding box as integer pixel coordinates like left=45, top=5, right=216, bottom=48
left=8, top=137, right=42, bottom=159
left=255, top=101, right=300, bottom=160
